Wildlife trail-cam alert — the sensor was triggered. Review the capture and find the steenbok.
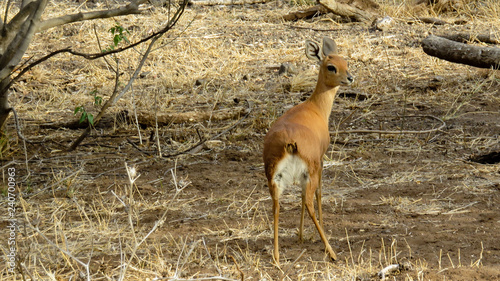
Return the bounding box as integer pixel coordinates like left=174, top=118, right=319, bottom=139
left=263, top=37, right=353, bottom=265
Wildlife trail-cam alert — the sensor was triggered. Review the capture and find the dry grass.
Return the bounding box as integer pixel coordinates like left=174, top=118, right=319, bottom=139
left=1, top=0, right=500, bottom=280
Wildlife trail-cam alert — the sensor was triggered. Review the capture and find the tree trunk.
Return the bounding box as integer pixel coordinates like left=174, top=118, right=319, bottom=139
left=422, top=35, right=500, bottom=69
left=0, top=78, right=12, bottom=130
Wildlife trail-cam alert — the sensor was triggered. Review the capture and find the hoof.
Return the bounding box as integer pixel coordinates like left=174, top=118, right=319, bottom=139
left=327, top=248, right=337, bottom=261
left=330, top=253, right=337, bottom=262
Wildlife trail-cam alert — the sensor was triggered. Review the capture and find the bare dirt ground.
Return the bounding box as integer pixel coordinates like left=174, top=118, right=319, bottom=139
left=1, top=0, right=500, bottom=280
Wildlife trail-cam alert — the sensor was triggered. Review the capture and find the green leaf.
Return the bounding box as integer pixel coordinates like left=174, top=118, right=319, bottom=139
left=114, top=35, right=120, bottom=46
left=87, top=113, right=94, bottom=125
left=79, top=112, right=87, bottom=124
left=74, top=106, right=82, bottom=115
left=94, top=96, right=103, bottom=106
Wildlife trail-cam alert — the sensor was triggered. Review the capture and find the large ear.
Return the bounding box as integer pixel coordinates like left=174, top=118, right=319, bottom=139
left=322, top=37, right=338, bottom=57
left=305, top=39, right=322, bottom=62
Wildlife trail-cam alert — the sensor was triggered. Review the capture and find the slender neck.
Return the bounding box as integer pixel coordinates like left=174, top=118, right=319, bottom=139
left=307, top=81, right=340, bottom=122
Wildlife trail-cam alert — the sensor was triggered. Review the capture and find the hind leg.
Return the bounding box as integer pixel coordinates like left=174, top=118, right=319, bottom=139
left=305, top=178, right=337, bottom=261
left=269, top=180, right=281, bottom=266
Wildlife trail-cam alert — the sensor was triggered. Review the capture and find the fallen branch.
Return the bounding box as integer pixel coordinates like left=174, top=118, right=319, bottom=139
left=417, top=17, right=448, bottom=25
left=422, top=35, right=500, bottom=69
left=282, top=5, right=328, bottom=21
left=319, top=0, right=376, bottom=22
left=35, top=0, right=147, bottom=32
left=189, top=0, right=268, bottom=4
left=135, top=106, right=247, bottom=125
left=438, top=32, right=500, bottom=45
left=332, top=115, right=446, bottom=135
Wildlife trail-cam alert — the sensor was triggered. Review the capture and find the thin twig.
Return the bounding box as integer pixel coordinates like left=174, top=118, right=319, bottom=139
left=126, top=138, right=155, bottom=155
left=11, top=107, right=30, bottom=143
left=280, top=249, right=307, bottom=281
left=229, top=255, right=244, bottom=281
left=93, top=23, right=116, bottom=72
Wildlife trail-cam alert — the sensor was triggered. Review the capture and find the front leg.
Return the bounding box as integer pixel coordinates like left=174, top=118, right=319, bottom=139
left=316, top=172, right=323, bottom=229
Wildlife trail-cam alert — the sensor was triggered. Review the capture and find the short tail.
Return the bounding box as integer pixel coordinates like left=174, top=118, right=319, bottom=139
left=285, top=142, right=298, bottom=154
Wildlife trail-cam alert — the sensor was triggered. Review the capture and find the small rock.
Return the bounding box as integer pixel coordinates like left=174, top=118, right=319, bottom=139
left=205, top=140, right=224, bottom=150
left=139, top=71, right=151, bottom=78
left=278, top=62, right=297, bottom=75
left=428, top=75, right=444, bottom=89
left=373, top=16, right=394, bottom=31
left=194, top=78, right=205, bottom=86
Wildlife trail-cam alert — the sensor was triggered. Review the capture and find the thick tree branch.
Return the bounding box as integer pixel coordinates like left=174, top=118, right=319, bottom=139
left=422, top=35, right=500, bottom=69
left=35, top=0, right=148, bottom=33
left=1, top=0, right=186, bottom=95
left=1, top=0, right=10, bottom=32
left=4, top=0, right=37, bottom=33
left=0, top=0, right=47, bottom=128
left=0, top=0, right=39, bottom=54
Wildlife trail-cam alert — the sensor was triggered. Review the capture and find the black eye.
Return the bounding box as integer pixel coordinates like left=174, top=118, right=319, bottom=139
left=327, top=65, right=337, bottom=73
